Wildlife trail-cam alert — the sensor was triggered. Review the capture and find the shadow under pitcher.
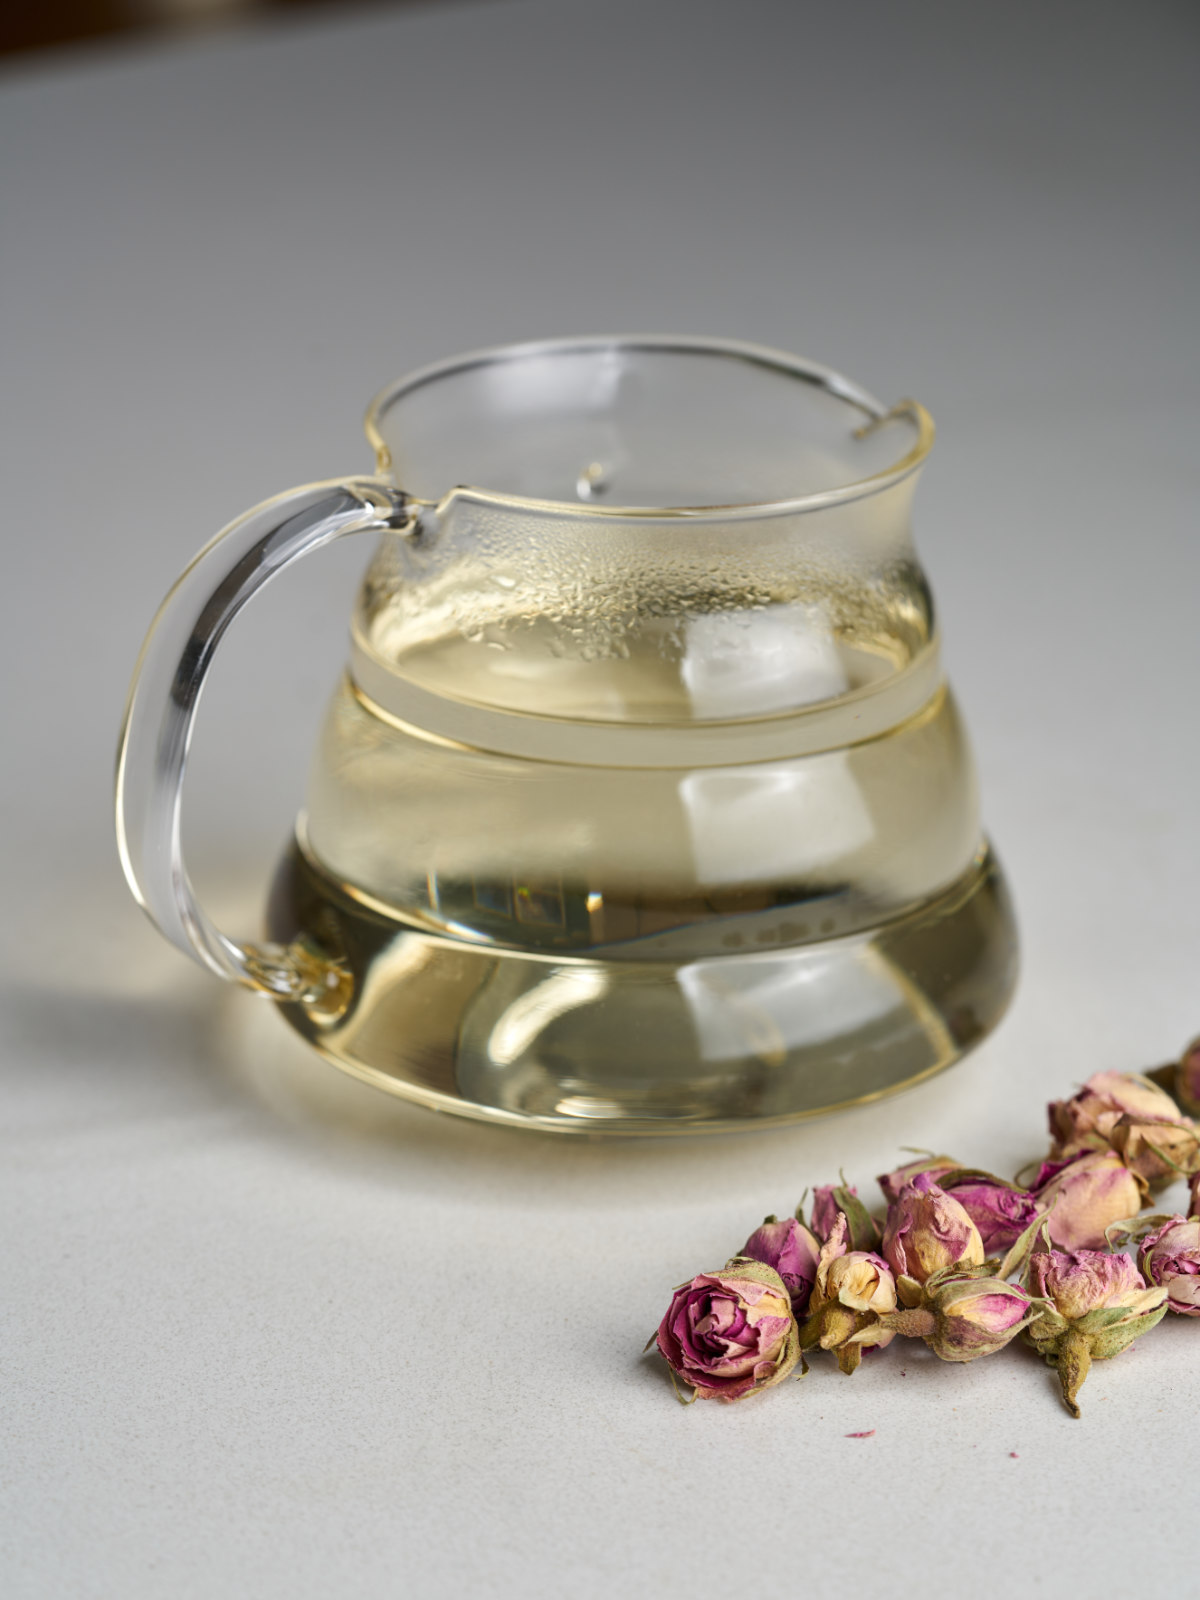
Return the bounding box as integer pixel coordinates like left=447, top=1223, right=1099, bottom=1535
left=116, top=336, right=1018, bottom=1134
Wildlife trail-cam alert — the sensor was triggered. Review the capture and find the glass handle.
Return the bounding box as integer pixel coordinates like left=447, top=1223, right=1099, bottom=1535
left=115, top=476, right=410, bottom=1001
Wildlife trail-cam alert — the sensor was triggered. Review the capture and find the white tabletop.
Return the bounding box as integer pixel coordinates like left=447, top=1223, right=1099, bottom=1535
left=3, top=2, right=1199, bottom=1594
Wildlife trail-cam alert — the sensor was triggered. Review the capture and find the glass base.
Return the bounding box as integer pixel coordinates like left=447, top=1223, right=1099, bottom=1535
left=264, top=841, right=1018, bottom=1135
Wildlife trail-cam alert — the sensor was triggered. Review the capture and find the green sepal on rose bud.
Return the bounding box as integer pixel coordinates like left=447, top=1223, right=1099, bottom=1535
left=999, top=1209, right=1052, bottom=1280
left=1021, top=1231, right=1168, bottom=1417
left=801, top=1175, right=882, bottom=1253
left=717, top=1256, right=810, bottom=1299
left=881, top=1266, right=1043, bottom=1361
left=894, top=1257, right=1002, bottom=1310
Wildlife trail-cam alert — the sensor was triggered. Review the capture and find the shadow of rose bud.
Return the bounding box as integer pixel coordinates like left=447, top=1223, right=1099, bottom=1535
left=653, top=1261, right=800, bottom=1402
left=1023, top=1247, right=1167, bottom=1417
left=877, top=1154, right=960, bottom=1206
left=1138, top=1215, right=1200, bottom=1317
left=1031, top=1151, right=1146, bottom=1250
left=882, top=1174, right=985, bottom=1286
left=936, top=1170, right=1040, bottom=1254
left=798, top=1214, right=897, bottom=1375
left=883, top=1274, right=1037, bottom=1362
left=739, top=1215, right=820, bottom=1315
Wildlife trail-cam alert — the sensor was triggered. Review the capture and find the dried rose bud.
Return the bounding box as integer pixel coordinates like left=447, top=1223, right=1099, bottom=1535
left=1138, top=1215, right=1200, bottom=1317
left=1149, top=1039, right=1200, bottom=1118
left=654, top=1261, right=800, bottom=1402
left=1027, top=1246, right=1159, bottom=1322
left=1031, top=1151, right=1146, bottom=1250
left=1024, top=1247, right=1168, bottom=1417
left=884, top=1274, right=1038, bottom=1362
left=1191, top=1170, right=1200, bottom=1219
left=881, top=1174, right=985, bottom=1286
left=808, top=1182, right=881, bottom=1252
left=936, top=1169, right=1040, bottom=1254
left=1048, top=1071, right=1197, bottom=1188
left=931, top=1277, right=1039, bottom=1361
left=1048, top=1070, right=1179, bottom=1151
left=877, top=1154, right=960, bottom=1206
left=798, top=1214, right=897, bottom=1375
left=808, top=1185, right=843, bottom=1241
left=1108, top=1113, right=1200, bottom=1190
left=739, top=1215, right=820, bottom=1315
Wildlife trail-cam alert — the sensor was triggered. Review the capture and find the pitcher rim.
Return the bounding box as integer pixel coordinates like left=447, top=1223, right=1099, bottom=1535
left=364, top=334, right=935, bottom=522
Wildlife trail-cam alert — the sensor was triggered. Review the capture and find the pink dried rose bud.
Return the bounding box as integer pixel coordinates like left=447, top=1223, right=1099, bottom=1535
left=1026, top=1244, right=1155, bottom=1321
left=808, top=1183, right=881, bottom=1252
left=883, top=1274, right=1038, bottom=1363
left=798, top=1214, right=897, bottom=1375
left=929, top=1277, right=1038, bottom=1361
left=881, top=1174, right=985, bottom=1287
left=654, top=1261, right=800, bottom=1402
left=1048, top=1070, right=1180, bottom=1152
left=1024, top=1247, right=1168, bottom=1417
left=1138, top=1215, right=1200, bottom=1317
left=1031, top=1151, right=1146, bottom=1251
left=1048, top=1071, right=1197, bottom=1188
left=936, top=1170, right=1040, bottom=1254
left=739, top=1215, right=821, bottom=1315
left=877, top=1154, right=961, bottom=1206
left=808, top=1185, right=843, bottom=1242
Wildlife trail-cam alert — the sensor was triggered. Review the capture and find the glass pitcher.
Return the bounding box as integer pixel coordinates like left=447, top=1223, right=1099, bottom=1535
left=116, top=336, right=1017, bottom=1134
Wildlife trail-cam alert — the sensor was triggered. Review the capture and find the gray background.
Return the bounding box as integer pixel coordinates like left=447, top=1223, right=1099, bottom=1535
left=2, top=1, right=1198, bottom=1595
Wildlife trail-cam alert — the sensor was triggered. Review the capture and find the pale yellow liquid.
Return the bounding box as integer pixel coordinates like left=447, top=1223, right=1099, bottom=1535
left=264, top=621, right=1017, bottom=1131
